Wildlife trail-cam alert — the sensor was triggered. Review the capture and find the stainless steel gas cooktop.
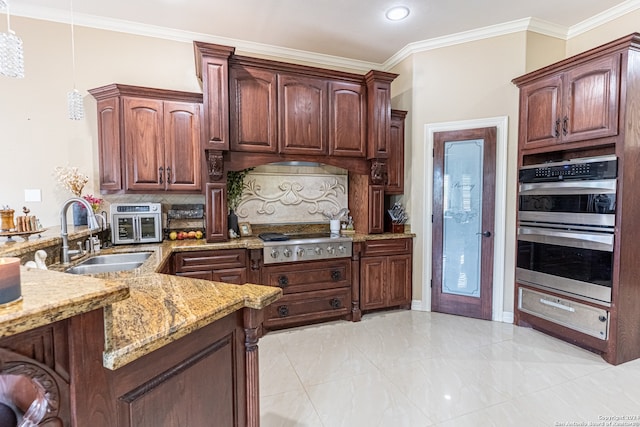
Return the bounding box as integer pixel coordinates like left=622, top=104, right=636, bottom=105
left=258, top=232, right=353, bottom=264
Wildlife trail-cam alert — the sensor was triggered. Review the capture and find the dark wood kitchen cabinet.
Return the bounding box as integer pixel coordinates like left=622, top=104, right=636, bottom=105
left=261, top=259, right=352, bottom=329
left=514, top=53, right=620, bottom=152
left=229, top=65, right=278, bottom=153
left=513, top=33, right=640, bottom=365
left=365, top=70, right=397, bottom=159
left=173, top=249, right=248, bottom=284
left=193, top=42, right=235, bottom=150
left=385, top=109, right=408, bottom=194
left=89, top=84, right=203, bottom=194
left=279, top=73, right=328, bottom=155
left=228, top=58, right=367, bottom=158
left=349, top=174, right=384, bottom=234
left=360, top=238, right=412, bottom=311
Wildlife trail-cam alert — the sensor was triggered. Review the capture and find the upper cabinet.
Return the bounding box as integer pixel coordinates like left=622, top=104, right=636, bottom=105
left=227, top=54, right=386, bottom=160
left=386, top=109, right=408, bottom=194
left=365, top=71, right=397, bottom=159
left=193, top=42, right=236, bottom=151
left=278, top=73, right=328, bottom=155
left=514, top=52, right=621, bottom=151
left=89, top=84, right=203, bottom=194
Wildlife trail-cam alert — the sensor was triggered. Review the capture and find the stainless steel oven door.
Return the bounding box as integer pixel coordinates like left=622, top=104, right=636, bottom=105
left=518, top=179, right=616, bottom=227
left=516, top=224, right=614, bottom=305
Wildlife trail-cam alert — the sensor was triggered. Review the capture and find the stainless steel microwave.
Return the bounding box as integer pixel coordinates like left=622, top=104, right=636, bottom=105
left=110, top=203, right=163, bottom=245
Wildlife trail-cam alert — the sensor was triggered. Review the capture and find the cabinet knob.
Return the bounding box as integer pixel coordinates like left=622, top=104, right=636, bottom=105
left=277, top=305, right=289, bottom=317
left=278, top=275, right=289, bottom=287
left=329, top=298, right=341, bottom=309
left=331, top=270, right=341, bottom=281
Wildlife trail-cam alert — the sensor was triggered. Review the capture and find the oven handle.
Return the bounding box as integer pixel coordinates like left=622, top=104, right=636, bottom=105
left=519, top=179, right=616, bottom=195
left=133, top=216, right=140, bottom=242
left=517, top=226, right=614, bottom=252
left=539, top=298, right=576, bottom=313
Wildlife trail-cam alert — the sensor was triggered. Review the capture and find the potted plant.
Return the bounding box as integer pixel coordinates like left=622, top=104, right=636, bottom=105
left=226, top=168, right=253, bottom=236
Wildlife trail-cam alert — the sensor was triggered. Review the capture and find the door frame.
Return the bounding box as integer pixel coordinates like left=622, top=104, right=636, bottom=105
left=421, top=116, right=508, bottom=322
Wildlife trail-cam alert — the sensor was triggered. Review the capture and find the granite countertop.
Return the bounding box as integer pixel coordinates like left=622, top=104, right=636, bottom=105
left=0, top=228, right=413, bottom=370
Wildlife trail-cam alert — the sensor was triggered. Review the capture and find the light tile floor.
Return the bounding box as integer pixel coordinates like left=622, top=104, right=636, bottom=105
left=260, top=309, right=640, bottom=426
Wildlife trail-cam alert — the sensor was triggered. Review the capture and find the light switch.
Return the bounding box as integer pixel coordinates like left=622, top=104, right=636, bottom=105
left=24, top=189, right=42, bottom=202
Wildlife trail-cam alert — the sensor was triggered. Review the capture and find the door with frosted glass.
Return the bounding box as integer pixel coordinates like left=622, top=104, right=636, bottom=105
left=431, top=127, right=496, bottom=320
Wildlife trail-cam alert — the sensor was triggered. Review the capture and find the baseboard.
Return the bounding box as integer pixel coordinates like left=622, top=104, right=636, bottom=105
left=502, top=311, right=514, bottom=324
left=411, top=300, right=427, bottom=311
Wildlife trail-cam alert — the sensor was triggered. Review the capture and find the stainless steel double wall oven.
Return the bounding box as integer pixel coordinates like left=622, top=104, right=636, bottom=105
left=516, top=155, right=618, bottom=306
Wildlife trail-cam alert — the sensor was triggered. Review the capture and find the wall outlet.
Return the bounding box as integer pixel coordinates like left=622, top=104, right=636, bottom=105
left=24, top=189, right=42, bottom=202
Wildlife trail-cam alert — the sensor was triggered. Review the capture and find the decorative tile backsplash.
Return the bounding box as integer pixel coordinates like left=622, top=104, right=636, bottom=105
left=236, top=165, right=348, bottom=225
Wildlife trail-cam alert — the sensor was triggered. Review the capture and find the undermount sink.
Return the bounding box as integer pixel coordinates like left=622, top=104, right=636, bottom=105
left=65, top=252, right=152, bottom=275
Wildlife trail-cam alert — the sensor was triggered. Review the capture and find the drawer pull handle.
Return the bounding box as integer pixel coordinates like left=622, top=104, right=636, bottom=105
left=331, top=270, right=341, bottom=281
left=278, top=275, right=289, bottom=287
left=599, top=315, right=607, bottom=322
left=329, top=298, right=341, bottom=309
left=277, top=305, right=289, bottom=317
left=539, top=298, right=575, bottom=312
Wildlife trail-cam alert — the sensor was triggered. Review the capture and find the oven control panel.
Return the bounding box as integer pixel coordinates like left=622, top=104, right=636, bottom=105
left=519, top=155, right=617, bottom=183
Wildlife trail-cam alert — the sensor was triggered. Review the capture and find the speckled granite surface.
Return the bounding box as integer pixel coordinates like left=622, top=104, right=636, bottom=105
left=0, top=227, right=412, bottom=370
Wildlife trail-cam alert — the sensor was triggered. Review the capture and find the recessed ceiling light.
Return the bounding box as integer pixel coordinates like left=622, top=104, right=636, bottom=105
left=385, top=6, right=410, bottom=21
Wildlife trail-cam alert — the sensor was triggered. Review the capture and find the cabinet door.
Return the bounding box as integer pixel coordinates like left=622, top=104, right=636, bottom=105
left=386, top=110, right=407, bottom=194
left=164, top=101, right=202, bottom=192
left=96, top=98, right=123, bottom=192
left=205, top=183, right=227, bottom=242
left=279, top=74, right=328, bottom=155
left=201, top=57, right=230, bottom=150
left=123, top=97, right=165, bottom=191
left=518, top=74, right=563, bottom=149
left=366, top=74, right=392, bottom=159
left=230, top=66, right=278, bottom=153
left=369, top=185, right=385, bottom=234
left=563, top=54, right=620, bottom=143
left=387, top=254, right=412, bottom=307
left=329, top=81, right=366, bottom=157
left=360, top=256, right=386, bottom=310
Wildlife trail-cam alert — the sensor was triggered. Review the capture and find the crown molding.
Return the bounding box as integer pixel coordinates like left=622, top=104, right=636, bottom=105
left=10, top=4, right=381, bottom=73
left=382, top=17, right=567, bottom=70
left=567, top=0, right=640, bottom=38
left=10, top=2, right=640, bottom=73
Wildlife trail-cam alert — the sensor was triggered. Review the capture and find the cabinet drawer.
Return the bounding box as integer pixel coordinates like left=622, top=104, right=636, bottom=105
left=262, top=259, right=351, bottom=294
left=174, top=249, right=246, bottom=273
left=212, top=268, right=247, bottom=285
left=363, top=238, right=411, bottom=256
left=264, top=288, right=351, bottom=328
left=518, top=287, right=608, bottom=340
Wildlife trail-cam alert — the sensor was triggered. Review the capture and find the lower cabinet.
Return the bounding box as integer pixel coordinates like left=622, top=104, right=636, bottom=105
left=173, top=249, right=247, bottom=284
left=261, top=259, right=352, bottom=329
left=360, top=238, right=412, bottom=311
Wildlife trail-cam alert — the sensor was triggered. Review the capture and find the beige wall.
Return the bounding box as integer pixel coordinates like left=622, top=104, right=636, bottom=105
left=0, top=17, right=202, bottom=227
left=390, top=33, right=526, bottom=315
left=567, top=9, right=640, bottom=56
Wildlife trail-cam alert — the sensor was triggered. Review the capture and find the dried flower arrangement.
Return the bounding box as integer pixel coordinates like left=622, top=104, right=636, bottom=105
left=54, top=166, right=89, bottom=197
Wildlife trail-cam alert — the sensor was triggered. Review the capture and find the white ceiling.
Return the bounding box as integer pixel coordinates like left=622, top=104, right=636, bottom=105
left=6, top=0, right=638, bottom=66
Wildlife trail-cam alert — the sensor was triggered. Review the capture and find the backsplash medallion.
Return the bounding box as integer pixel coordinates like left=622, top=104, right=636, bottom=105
left=236, top=166, right=348, bottom=225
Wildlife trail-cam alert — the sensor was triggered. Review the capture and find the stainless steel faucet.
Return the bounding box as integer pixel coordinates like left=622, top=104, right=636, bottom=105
left=60, top=197, right=100, bottom=265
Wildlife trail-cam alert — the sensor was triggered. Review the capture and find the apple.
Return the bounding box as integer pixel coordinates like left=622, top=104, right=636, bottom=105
left=188, top=231, right=196, bottom=239
left=177, top=231, right=185, bottom=240
left=168, top=231, right=177, bottom=241
left=195, top=230, right=203, bottom=239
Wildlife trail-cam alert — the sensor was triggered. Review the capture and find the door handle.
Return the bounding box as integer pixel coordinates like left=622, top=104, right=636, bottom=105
left=476, top=231, right=491, bottom=237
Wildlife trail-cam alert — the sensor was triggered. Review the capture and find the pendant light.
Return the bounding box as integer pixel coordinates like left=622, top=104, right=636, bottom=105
left=67, top=0, right=84, bottom=120
left=0, top=0, right=25, bottom=78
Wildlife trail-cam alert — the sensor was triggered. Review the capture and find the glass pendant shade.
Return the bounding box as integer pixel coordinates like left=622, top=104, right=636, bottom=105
left=0, top=0, right=25, bottom=79
left=0, top=30, right=24, bottom=78
left=67, top=89, right=84, bottom=120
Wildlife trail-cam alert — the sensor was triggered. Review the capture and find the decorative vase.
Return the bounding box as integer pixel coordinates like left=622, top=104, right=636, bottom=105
left=72, top=202, right=88, bottom=226
left=228, top=209, right=240, bottom=236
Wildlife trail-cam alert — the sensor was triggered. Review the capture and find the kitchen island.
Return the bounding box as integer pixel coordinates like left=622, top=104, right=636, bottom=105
left=0, top=232, right=282, bottom=426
